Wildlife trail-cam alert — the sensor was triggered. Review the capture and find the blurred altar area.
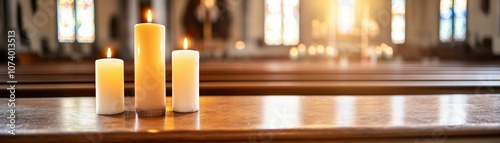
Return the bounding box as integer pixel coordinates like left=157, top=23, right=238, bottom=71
left=1, top=0, right=500, bottom=65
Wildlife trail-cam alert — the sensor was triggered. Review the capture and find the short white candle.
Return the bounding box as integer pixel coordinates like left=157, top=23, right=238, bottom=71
left=172, top=38, right=200, bottom=112
left=95, top=48, right=124, bottom=115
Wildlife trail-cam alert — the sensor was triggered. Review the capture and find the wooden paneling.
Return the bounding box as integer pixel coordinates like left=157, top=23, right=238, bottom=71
left=11, top=81, right=500, bottom=97
left=2, top=61, right=500, bottom=96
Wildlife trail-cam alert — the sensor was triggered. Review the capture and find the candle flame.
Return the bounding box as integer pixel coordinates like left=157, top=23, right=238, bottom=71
left=147, top=9, right=152, bottom=23
left=205, top=0, right=215, bottom=8
left=107, top=48, right=111, bottom=58
left=183, top=38, right=188, bottom=50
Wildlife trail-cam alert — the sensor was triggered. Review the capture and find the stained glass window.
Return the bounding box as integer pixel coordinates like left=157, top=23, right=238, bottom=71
left=57, top=0, right=95, bottom=43
left=391, top=0, right=405, bottom=44
left=439, top=0, right=467, bottom=43
left=265, top=0, right=300, bottom=45
left=282, top=0, right=299, bottom=45
left=453, top=0, right=467, bottom=42
left=57, top=0, right=76, bottom=43
left=338, top=0, right=355, bottom=34
left=76, top=0, right=95, bottom=43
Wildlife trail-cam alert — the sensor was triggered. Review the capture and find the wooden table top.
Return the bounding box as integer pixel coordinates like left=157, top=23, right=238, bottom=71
left=1, top=95, right=499, bottom=142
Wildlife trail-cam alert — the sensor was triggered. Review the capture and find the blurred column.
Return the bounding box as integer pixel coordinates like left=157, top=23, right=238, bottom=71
left=0, top=0, right=5, bottom=49
left=5, top=0, right=19, bottom=52
left=152, top=0, right=170, bottom=61
left=242, top=0, right=248, bottom=44
left=123, top=0, right=139, bottom=59
left=328, top=0, right=337, bottom=49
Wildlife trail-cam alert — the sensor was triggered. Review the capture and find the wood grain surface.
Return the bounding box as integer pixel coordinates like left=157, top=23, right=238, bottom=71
left=0, top=95, right=499, bottom=142
left=1, top=61, right=500, bottom=96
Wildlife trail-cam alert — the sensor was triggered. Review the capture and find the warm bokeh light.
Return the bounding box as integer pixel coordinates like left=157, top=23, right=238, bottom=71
left=289, top=47, right=299, bottom=59
left=308, top=45, right=317, bottom=56
left=235, top=41, right=246, bottom=50
left=204, top=0, right=215, bottom=8
left=326, top=46, right=337, bottom=57
left=106, top=48, right=111, bottom=58
left=298, top=44, right=306, bottom=53
left=147, top=9, right=152, bottom=23
left=375, top=46, right=383, bottom=55
left=386, top=46, right=394, bottom=55
left=375, top=43, right=394, bottom=57
left=183, top=38, right=188, bottom=50
left=317, top=45, right=325, bottom=54
left=147, top=129, right=159, bottom=133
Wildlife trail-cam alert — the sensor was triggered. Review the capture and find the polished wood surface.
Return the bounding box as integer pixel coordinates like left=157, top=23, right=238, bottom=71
left=2, top=61, right=500, bottom=96
left=1, top=95, right=499, bottom=142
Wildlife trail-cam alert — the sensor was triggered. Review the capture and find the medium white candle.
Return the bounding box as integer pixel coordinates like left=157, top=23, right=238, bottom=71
left=134, top=10, right=166, bottom=116
left=95, top=48, right=124, bottom=115
left=172, top=38, right=200, bottom=112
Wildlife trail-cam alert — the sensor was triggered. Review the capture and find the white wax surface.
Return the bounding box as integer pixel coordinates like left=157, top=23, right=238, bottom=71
left=134, top=23, right=166, bottom=113
left=172, top=50, right=200, bottom=112
left=95, top=58, right=124, bottom=115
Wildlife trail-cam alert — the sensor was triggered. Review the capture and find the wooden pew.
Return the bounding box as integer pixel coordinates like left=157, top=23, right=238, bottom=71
left=12, top=80, right=499, bottom=97
left=2, top=61, right=500, bottom=96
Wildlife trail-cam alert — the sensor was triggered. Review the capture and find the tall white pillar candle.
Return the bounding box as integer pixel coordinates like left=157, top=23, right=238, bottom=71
left=95, top=48, right=124, bottom=115
left=172, top=38, right=199, bottom=112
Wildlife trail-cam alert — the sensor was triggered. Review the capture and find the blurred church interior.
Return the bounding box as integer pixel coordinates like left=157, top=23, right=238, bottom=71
left=1, top=1, right=500, bottom=142
left=1, top=0, right=499, bottom=63
left=1, top=0, right=500, bottom=96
